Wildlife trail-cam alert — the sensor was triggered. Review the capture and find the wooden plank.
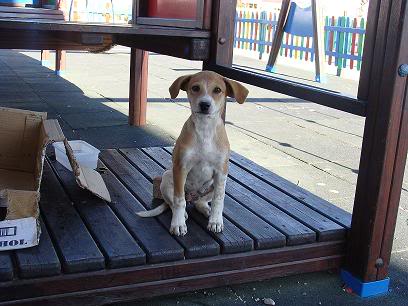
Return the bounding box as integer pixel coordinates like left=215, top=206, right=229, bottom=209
left=129, top=49, right=148, bottom=126
left=0, top=30, right=112, bottom=51
left=140, top=147, right=287, bottom=249
left=0, top=19, right=211, bottom=38
left=225, top=178, right=316, bottom=245
left=14, top=218, right=61, bottom=279
left=48, top=158, right=146, bottom=269
left=185, top=206, right=253, bottom=253
left=0, top=7, right=63, bottom=15
left=229, top=151, right=352, bottom=228
left=164, top=147, right=346, bottom=241
left=40, top=162, right=105, bottom=273
left=120, top=149, right=253, bottom=253
left=0, top=253, right=13, bottom=281
left=97, top=160, right=185, bottom=263
left=99, top=150, right=220, bottom=259
left=0, top=255, right=343, bottom=306
left=0, top=13, right=63, bottom=20
left=121, top=148, right=255, bottom=253
left=0, top=241, right=345, bottom=303
left=145, top=148, right=316, bottom=245
left=137, top=17, right=199, bottom=29
left=226, top=161, right=346, bottom=241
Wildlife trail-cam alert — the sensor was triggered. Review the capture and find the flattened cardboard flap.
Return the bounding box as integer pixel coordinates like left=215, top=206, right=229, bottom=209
left=63, top=140, right=111, bottom=202
left=43, top=119, right=65, bottom=143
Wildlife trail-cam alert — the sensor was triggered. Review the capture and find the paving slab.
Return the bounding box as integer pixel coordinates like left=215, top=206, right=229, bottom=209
left=37, top=91, right=110, bottom=114
left=62, top=110, right=129, bottom=129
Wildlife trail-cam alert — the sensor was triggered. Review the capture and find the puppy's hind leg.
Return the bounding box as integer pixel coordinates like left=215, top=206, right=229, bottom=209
left=194, top=192, right=213, bottom=218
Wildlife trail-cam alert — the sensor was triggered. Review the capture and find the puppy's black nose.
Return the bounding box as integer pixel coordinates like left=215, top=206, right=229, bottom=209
left=199, top=101, right=211, bottom=112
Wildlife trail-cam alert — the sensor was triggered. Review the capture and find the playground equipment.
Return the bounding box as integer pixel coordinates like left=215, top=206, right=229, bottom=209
left=266, top=0, right=326, bottom=82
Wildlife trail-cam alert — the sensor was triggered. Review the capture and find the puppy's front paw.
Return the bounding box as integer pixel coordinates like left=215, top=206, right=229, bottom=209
left=170, top=222, right=187, bottom=236
left=207, top=218, right=223, bottom=233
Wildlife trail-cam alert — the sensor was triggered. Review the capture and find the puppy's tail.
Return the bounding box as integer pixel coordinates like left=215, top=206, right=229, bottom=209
left=136, top=203, right=168, bottom=217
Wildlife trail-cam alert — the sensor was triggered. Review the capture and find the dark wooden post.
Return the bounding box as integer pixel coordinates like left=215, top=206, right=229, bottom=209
left=343, top=0, right=408, bottom=288
left=203, top=0, right=237, bottom=121
left=311, top=0, right=326, bottom=83
left=129, top=49, right=148, bottom=126
left=40, top=50, right=50, bottom=66
left=265, top=0, right=290, bottom=72
left=55, top=50, right=66, bottom=76
left=56, top=0, right=66, bottom=76
left=128, top=0, right=148, bottom=126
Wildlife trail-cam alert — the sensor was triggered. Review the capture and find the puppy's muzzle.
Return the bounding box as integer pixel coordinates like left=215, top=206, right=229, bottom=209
left=199, top=101, right=211, bottom=114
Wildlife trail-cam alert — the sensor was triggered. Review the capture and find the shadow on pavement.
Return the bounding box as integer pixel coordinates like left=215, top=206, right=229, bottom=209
left=0, top=50, right=174, bottom=149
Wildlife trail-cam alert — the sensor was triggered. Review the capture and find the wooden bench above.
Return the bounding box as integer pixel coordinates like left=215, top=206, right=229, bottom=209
left=0, top=6, right=115, bottom=53
left=0, top=6, right=65, bottom=21
left=0, top=14, right=210, bottom=60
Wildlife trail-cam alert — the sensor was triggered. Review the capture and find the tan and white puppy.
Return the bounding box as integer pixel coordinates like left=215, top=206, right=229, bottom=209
left=137, top=71, right=248, bottom=236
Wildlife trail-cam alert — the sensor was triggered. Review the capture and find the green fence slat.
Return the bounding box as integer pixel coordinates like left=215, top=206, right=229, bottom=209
left=357, top=18, right=365, bottom=71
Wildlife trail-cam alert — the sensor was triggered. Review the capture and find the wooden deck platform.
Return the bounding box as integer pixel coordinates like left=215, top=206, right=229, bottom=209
left=0, top=147, right=351, bottom=306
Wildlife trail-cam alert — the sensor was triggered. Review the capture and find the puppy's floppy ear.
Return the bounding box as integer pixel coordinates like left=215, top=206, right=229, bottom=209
left=169, top=75, right=192, bottom=99
left=223, top=78, right=249, bottom=104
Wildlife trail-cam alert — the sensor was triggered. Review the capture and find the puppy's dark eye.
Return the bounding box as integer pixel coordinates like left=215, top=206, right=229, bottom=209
left=213, top=87, right=222, bottom=94
left=191, top=85, right=200, bottom=92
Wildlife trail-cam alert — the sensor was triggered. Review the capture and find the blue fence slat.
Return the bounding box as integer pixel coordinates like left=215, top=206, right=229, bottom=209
left=325, top=51, right=361, bottom=61
left=325, top=26, right=365, bottom=34
left=343, top=17, right=350, bottom=68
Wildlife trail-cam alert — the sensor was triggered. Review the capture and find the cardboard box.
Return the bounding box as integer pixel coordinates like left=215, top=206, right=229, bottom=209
left=0, top=107, right=110, bottom=251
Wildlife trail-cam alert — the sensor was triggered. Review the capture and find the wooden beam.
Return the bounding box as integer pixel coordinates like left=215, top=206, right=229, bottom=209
left=203, top=0, right=237, bottom=121
left=129, top=48, right=148, bottom=126
left=0, top=241, right=345, bottom=303
left=356, top=0, right=381, bottom=100
left=114, top=35, right=209, bottom=60
left=203, top=0, right=236, bottom=67
left=0, top=255, right=343, bottom=306
left=0, top=19, right=211, bottom=38
left=345, top=0, right=408, bottom=282
left=204, top=63, right=367, bottom=116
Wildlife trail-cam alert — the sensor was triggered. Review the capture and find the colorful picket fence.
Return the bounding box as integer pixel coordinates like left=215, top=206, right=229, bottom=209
left=234, top=10, right=366, bottom=74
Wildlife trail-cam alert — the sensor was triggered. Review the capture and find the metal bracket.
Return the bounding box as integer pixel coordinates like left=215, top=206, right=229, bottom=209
left=398, top=64, right=408, bottom=77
